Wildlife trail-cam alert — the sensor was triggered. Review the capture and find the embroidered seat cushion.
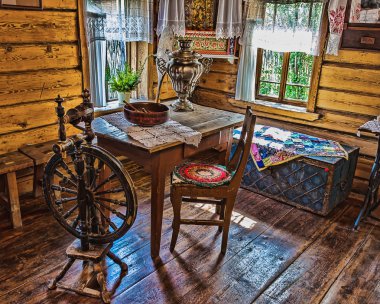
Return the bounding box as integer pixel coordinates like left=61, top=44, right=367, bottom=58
left=172, top=163, right=233, bottom=188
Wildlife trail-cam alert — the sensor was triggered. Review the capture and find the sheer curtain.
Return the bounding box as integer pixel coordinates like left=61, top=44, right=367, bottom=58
left=157, top=0, right=186, bottom=37
left=85, top=0, right=153, bottom=106
left=216, top=0, right=243, bottom=39
left=86, top=1, right=107, bottom=107
left=236, top=0, right=325, bottom=101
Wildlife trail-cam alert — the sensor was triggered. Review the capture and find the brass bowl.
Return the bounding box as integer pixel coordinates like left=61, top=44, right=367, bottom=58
left=123, top=102, right=169, bottom=127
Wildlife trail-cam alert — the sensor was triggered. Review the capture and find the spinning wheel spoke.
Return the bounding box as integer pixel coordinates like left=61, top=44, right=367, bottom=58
left=90, top=160, right=105, bottom=190
left=95, top=200, right=127, bottom=220
left=94, top=196, right=128, bottom=207
left=93, top=203, right=118, bottom=231
left=59, top=160, right=78, bottom=183
left=93, top=173, right=117, bottom=192
left=63, top=204, right=78, bottom=219
left=51, top=185, right=78, bottom=195
left=95, top=187, right=124, bottom=196
left=54, top=169, right=77, bottom=188
left=55, top=197, right=78, bottom=205
left=71, top=215, right=80, bottom=229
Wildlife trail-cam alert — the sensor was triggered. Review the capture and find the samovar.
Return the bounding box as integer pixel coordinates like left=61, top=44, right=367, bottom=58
left=156, top=39, right=213, bottom=112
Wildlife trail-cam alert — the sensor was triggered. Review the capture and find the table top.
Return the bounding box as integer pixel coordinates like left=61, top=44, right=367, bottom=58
left=89, top=102, right=245, bottom=153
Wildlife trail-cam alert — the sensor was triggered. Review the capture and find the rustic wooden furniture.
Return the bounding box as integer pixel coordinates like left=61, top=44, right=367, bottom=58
left=88, top=102, right=245, bottom=257
left=42, top=92, right=137, bottom=303
left=342, top=0, right=380, bottom=51
left=354, top=126, right=380, bottom=229
left=0, top=151, right=33, bottom=228
left=19, top=140, right=56, bottom=198
left=169, top=107, right=256, bottom=254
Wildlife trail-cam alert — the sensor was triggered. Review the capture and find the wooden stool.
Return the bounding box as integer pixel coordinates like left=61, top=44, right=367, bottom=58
left=19, top=141, right=56, bottom=198
left=0, top=151, right=33, bottom=228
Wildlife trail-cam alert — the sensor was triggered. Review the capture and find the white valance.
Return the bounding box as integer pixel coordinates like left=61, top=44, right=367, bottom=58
left=216, top=0, right=243, bottom=39
left=240, top=0, right=325, bottom=56
left=157, top=0, right=186, bottom=37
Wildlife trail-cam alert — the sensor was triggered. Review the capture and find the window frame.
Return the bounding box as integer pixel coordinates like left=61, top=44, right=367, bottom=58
left=251, top=2, right=329, bottom=114
left=255, top=49, right=314, bottom=107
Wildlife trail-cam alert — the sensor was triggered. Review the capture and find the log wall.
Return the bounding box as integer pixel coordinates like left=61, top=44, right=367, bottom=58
left=190, top=50, right=380, bottom=197
left=0, top=0, right=84, bottom=155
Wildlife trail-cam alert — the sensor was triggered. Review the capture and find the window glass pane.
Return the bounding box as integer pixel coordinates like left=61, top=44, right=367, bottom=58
left=286, top=52, right=313, bottom=86
left=259, top=82, right=280, bottom=98
left=260, top=50, right=283, bottom=82
left=105, top=40, right=127, bottom=102
left=285, top=85, right=309, bottom=102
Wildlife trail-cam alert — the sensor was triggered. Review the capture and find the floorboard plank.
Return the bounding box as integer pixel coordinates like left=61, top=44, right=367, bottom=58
left=178, top=199, right=348, bottom=304
left=254, top=207, right=374, bottom=304
left=320, top=228, right=380, bottom=304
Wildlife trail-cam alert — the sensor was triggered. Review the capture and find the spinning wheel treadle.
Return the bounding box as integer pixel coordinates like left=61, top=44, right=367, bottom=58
left=43, top=90, right=137, bottom=303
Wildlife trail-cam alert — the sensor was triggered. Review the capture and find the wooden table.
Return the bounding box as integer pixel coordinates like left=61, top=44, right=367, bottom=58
left=91, top=102, right=244, bottom=258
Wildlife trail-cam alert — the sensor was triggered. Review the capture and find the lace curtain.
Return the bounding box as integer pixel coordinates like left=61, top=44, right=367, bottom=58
left=157, top=0, right=186, bottom=37
left=326, top=0, right=347, bottom=55
left=216, top=0, right=243, bottom=39
left=236, top=0, right=325, bottom=102
left=240, top=0, right=326, bottom=55
left=88, top=0, right=153, bottom=43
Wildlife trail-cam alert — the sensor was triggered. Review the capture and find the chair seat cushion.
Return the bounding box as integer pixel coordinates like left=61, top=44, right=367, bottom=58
left=172, top=163, right=233, bottom=188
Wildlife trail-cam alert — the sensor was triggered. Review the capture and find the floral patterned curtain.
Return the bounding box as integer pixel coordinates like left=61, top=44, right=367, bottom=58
left=326, top=0, right=347, bottom=55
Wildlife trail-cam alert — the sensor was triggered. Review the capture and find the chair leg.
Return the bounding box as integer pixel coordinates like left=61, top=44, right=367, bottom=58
left=218, top=199, right=226, bottom=233
left=6, top=172, right=22, bottom=229
left=221, top=198, right=235, bottom=254
left=33, top=164, right=44, bottom=198
left=170, top=188, right=182, bottom=252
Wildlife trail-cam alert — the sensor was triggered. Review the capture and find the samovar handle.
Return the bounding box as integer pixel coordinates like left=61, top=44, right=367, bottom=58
left=155, top=57, right=168, bottom=103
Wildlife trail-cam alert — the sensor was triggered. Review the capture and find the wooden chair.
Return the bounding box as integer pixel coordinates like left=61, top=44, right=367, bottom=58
left=170, top=106, right=256, bottom=254
left=0, top=151, right=33, bottom=228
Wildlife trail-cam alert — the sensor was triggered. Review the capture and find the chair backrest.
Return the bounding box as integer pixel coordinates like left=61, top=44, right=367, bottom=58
left=227, top=106, right=256, bottom=190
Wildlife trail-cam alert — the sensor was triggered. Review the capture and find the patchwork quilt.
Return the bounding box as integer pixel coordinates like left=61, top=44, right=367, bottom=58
left=234, top=125, right=348, bottom=171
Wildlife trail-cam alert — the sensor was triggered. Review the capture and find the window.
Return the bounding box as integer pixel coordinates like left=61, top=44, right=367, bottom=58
left=254, top=1, right=324, bottom=107
left=105, top=40, right=128, bottom=102
left=256, top=50, right=314, bottom=105
left=236, top=0, right=326, bottom=113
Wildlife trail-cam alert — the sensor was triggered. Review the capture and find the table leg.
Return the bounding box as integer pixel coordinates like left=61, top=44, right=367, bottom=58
left=150, top=155, right=166, bottom=258
left=219, top=128, right=234, bottom=166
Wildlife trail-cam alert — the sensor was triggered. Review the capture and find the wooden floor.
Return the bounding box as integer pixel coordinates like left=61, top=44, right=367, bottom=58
left=0, top=156, right=379, bottom=304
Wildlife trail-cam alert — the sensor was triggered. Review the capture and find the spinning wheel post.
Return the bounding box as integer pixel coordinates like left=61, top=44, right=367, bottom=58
left=43, top=90, right=138, bottom=303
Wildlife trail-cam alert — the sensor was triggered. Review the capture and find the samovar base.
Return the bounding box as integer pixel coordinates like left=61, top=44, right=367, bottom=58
left=171, top=99, right=194, bottom=112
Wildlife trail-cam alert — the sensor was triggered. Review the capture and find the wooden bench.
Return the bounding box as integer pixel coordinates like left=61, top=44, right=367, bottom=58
left=0, top=151, right=34, bottom=228
left=19, top=141, right=56, bottom=198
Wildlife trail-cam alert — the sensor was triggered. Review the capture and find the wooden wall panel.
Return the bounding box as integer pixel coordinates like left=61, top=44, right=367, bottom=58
left=0, top=98, right=81, bottom=134
left=0, top=4, right=85, bottom=193
left=0, top=69, right=82, bottom=107
left=317, top=89, right=380, bottom=116
left=43, top=0, right=77, bottom=10
left=0, top=11, right=77, bottom=43
left=319, top=65, right=380, bottom=95
left=0, top=44, right=79, bottom=73
left=324, top=50, right=380, bottom=66
left=0, top=124, right=77, bottom=155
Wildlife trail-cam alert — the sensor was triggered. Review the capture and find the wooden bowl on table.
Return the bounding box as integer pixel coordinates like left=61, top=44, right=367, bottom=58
left=124, top=102, right=169, bottom=127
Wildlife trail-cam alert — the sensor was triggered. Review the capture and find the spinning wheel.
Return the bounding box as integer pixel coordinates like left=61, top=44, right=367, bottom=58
left=43, top=90, right=137, bottom=303
left=43, top=145, right=137, bottom=245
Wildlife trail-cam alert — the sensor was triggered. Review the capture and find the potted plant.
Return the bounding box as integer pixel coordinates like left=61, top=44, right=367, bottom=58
left=109, top=64, right=143, bottom=105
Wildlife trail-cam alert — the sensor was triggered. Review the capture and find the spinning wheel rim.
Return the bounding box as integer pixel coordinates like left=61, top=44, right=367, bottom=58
left=43, top=145, right=138, bottom=244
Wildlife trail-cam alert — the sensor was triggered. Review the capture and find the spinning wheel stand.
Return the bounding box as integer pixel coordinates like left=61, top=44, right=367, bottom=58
left=43, top=90, right=137, bottom=303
